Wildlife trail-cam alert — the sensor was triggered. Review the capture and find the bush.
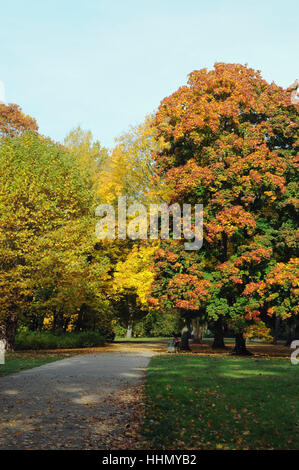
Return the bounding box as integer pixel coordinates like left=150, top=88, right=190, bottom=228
left=15, top=331, right=57, bottom=350
left=244, top=323, right=273, bottom=343
left=118, top=310, right=182, bottom=338
left=113, top=324, right=127, bottom=338
left=15, top=331, right=105, bottom=350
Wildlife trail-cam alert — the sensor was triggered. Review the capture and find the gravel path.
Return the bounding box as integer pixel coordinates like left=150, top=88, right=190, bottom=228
left=0, top=344, right=159, bottom=449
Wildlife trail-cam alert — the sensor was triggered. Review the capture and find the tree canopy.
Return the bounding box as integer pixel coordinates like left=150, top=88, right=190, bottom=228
left=148, top=63, right=298, bottom=353
left=0, top=64, right=298, bottom=352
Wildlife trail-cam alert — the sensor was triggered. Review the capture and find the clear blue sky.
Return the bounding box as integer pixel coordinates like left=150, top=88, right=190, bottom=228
left=1, top=0, right=298, bottom=148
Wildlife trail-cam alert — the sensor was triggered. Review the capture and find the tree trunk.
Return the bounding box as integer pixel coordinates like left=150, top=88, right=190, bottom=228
left=211, top=318, right=226, bottom=349
left=75, top=306, right=84, bottom=332
left=0, top=315, right=18, bottom=351
left=192, top=318, right=207, bottom=344
left=233, top=333, right=252, bottom=356
left=272, top=316, right=280, bottom=345
left=56, top=311, right=65, bottom=334
left=0, top=324, right=6, bottom=350
left=180, top=324, right=191, bottom=351
left=285, top=318, right=299, bottom=346
left=52, top=310, right=57, bottom=332
left=126, top=317, right=133, bottom=339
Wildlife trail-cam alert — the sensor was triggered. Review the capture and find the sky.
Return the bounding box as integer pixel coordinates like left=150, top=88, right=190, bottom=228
left=0, top=0, right=298, bottom=148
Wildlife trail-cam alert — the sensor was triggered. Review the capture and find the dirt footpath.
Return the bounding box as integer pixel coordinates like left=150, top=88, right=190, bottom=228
left=0, top=343, right=164, bottom=449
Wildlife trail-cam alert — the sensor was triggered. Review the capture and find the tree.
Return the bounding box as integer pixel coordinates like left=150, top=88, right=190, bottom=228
left=97, top=115, right=169, bottom=206
left=112, top=243, right=156, bottom=337
left=148, top=242, right=212, bottom=350
left=25, top=218, right=112, bottom=336
left=149, top=63, right=298, bottom=354
left=0, top=103, right=38, bottom=138
left=94, top=116, right=168, bottom=337
left=243, top=258, right=299, bottom=345
left=64, top=126, right=109, bottom=197
left=0, top=131, right=96, bottom=349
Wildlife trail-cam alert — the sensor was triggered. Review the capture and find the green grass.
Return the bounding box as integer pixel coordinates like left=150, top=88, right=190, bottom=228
left=114, top=337, right=171, bottom=342
left=114, top=337, right=273, bottom=345
left=202, top=337, right=284, bottom=345
left=142, top=355, right=299, bottom=450
left=0, top=351, right=74, bottom=377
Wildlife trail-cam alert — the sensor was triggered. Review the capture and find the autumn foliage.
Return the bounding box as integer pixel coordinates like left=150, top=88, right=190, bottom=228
left=149, top=63, right=298, bottom=352
left=0, top=65, right=298, bottom=352
left=0, top=103, right=38, bottom=138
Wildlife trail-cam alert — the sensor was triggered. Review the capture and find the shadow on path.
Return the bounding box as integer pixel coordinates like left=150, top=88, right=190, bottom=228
left=0, top=345, right=158, bottom=449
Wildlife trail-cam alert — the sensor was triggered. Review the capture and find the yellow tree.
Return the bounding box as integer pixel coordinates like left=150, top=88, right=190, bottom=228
left=0, top=131, right=98, bottom=349
left=95, top=116, right=169, bottom=337
left=98, top=115, right=169, bottom=206
left=111, top=243, right=156, bottom=337
left=28, top=217, right=112, bottom=334
left=64, top=126, right=109, bottom=197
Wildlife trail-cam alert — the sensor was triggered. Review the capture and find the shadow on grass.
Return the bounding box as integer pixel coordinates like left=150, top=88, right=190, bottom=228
left=142, top=355, right=299, bottom=450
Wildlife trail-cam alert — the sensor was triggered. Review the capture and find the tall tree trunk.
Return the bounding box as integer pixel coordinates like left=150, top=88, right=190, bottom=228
left=0, top=314, right=18, bottom=351
left=285, top=318, right=299, bottom=346
left=75, top=305, right=85, bottom=332
left=180, top=324, right=191, bottom=351
left=52, top=310, right=57, bottom=332
left=211, top=318, right=226, bottom=349
left=210, top=233, right=227, bottom=350
left=233, top=333, right=252, bottom=356
left=75, top=312, right=83, bottom=332
left=0, top=323, right=6, bottom=349
left=56, top=311, right=65, bottom=333
left=126, top=316, right=133, bottom=339
left=272, top=316, right=280, bottom=345
left=192, top=318, right=207, bottom=344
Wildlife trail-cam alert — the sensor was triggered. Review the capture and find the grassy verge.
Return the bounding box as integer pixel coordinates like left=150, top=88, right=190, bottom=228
left=0, top=351, right=76, bottom=377
left=142, top=355, right=298, bottom=450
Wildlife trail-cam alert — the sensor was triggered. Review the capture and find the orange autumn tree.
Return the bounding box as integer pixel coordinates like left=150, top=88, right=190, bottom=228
left=243, top=258, right=299, bottom=345
left=149, top=63, right=298, bottom=354
left=0, top=103, right=38, bottom=138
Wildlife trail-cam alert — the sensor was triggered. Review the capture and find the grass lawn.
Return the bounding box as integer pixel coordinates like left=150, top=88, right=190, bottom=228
left=203, top=337, right=285, bottom=345
left=114, top=337, right=171, bottom=342
left=0, top=351, right=76, bottom=378
left=142, top=355, right=299, bottom=450
left=113, top=337, right=273, bottom=345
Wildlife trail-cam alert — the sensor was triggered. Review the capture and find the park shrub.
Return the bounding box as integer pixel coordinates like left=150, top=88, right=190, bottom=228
left=244, top=323, right=273, bottom=343
left=15, top=331, right=105, bottom=350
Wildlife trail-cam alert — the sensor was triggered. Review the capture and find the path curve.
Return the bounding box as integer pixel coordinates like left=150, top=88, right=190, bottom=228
left=0, top=343, right=162, bottom=449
